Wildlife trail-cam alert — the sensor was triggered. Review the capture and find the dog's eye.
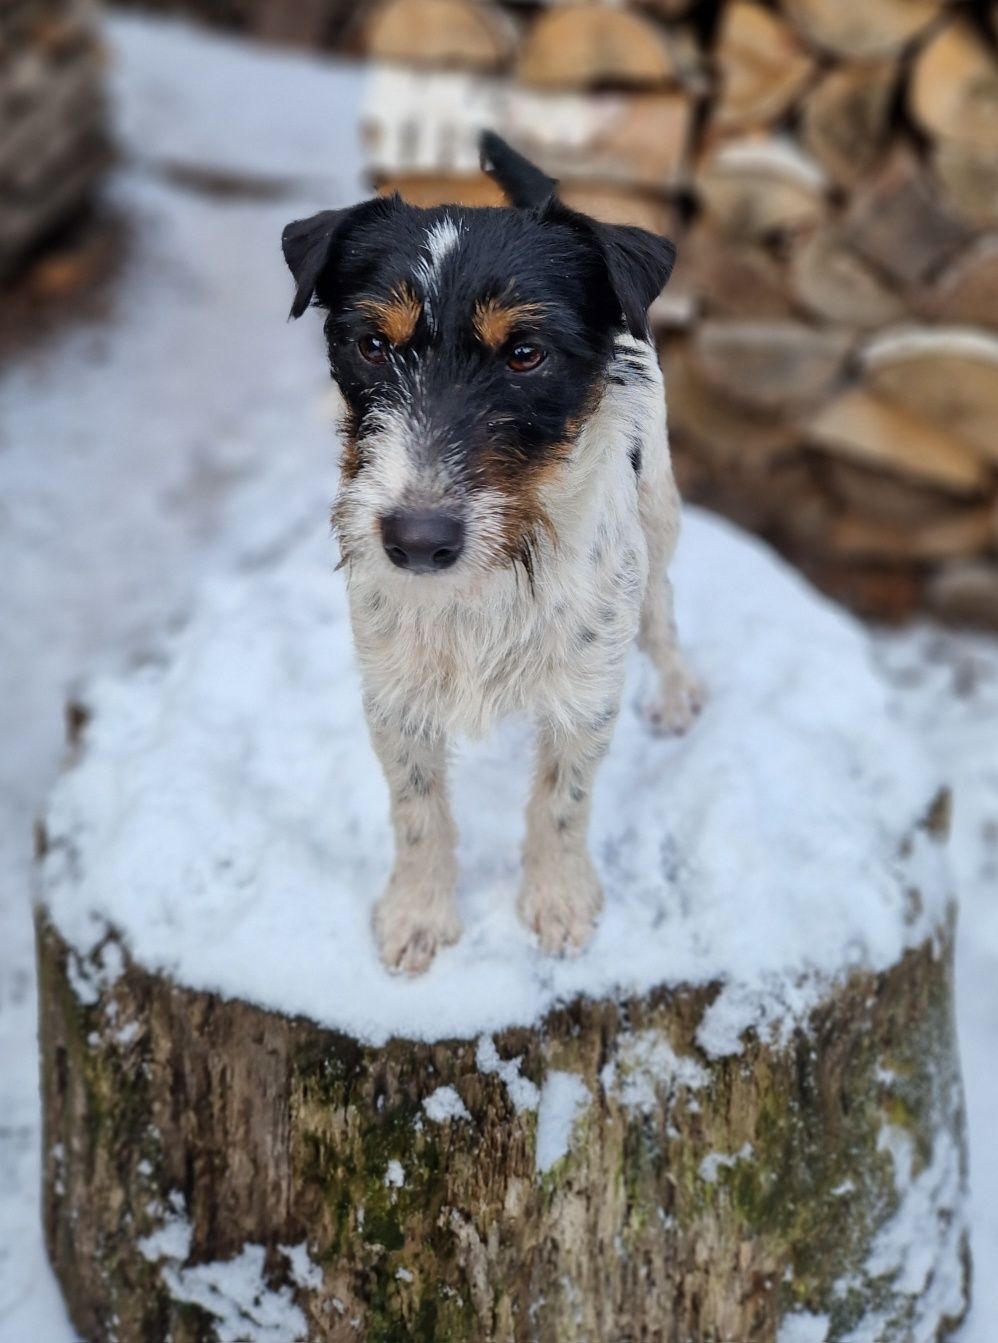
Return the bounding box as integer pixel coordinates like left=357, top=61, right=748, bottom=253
left=358, top=333, right=390, bottom=366
left=507, top=344, right=546, bottom=373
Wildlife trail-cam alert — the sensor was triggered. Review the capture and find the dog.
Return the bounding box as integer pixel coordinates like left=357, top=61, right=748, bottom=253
left=282, top=131, right=701, bottom=976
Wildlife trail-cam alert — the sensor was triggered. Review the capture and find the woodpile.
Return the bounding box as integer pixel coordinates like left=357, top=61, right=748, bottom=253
left=360, top=0, right=998, bottom=627
left=0, top=0, right=108, bottom=281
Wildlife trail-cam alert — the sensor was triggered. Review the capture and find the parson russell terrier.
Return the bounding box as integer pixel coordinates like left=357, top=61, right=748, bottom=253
left=283, top=132, right=701, bottom=976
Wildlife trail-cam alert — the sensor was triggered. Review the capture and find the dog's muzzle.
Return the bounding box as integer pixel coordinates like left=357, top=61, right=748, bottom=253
left=380, top=509, right=465, bottom=574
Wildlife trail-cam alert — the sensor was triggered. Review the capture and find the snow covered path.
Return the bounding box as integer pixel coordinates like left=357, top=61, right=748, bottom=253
left=1, top=15, right=995, bottom=1341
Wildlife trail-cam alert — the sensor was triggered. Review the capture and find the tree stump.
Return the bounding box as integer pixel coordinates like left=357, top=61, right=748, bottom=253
left=36, top=511, right=970, bottom=1343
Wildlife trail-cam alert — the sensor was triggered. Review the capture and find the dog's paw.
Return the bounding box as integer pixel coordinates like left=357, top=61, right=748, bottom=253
left=373, top=883, right=461, bottom=976
left=517, top=854, right=604, bottom=957
left=641, top=667, right=704, bottom=737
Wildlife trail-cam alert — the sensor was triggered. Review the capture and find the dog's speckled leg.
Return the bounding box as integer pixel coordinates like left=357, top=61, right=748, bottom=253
left=367, top=711, right=460, bottom=976
left=518, top=709, right=619, bottom=955
left=637, top=465, right=702, bottom=735
left=638, top=570, right=703, bottom=735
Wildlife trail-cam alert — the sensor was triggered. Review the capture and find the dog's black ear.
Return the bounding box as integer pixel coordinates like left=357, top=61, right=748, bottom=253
left=282, top=197, right=399, bottom=319
left=282, top=208, right=351, bottom=319
left=479, top=129, right=557, bottom=209
left=589, top=221, right=677, bottom=338
left=541, top=195, right=676, bottom=338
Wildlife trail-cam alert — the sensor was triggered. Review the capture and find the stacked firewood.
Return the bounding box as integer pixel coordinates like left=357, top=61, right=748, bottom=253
left=0, top=0, right=108, bottom=280
left=361, top=0, right=998, bottom=626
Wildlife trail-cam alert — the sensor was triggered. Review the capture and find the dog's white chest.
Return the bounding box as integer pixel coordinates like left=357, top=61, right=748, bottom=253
left=348, top=480, right=646, bottom=737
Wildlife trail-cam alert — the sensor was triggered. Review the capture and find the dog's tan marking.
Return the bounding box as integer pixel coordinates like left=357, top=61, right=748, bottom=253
left=358, top=284, right=422, bottom=346
left=473, top=297, right=547, bottom=351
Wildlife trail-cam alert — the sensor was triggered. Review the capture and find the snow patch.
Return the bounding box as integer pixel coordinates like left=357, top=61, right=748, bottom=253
left=422, top=1086, right=470, bottom=1123
left=278, top=1242, right=323, bottom=1293
left=601, top=1031, right=707, bottom=1112
left=39, top=512, right=951, bottom=1048
left=384, top=1159, right=405, bottom=1189
left=779, top=1312, right=830, bottom=1343
left=476, top=1036, right=540, bottom=1113
left=713, top=135, right=827, bottom=189
left=535, top=1072, right=590, bottom=1174
left=863, top=325, right=998, bottom=369
left=699, top=1144, right=754, bottom=1184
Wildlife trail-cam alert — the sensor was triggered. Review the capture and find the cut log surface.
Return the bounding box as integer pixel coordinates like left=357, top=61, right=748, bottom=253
left=928, top=236, right=998, bottom=328
left=807, top=385, right=989, bottom=490
left=697, top=135, right=827, bottom=238
left=799, top=60, right=897, bottom=188
left=690, top=225, right=796, bottom=318
left=911, top=19, right=998, bottom=150
left=689, top=318, right=852, bottom=411
left=932, top=140, right=998, bottom=229
left=37, top=512, right=970, bottom=1343
left=517, top=4, right=677, bottom=90
left=791, top=225, right=907, bottom=328
left=863, top=326, right=998, bottom=466
left=712, top=2, right=814, bottom=132
left=844, top=147, right=974, bottom=290
left=364, top=0, right=516, bottom=71
left=779, top=0, right=942, bottom=58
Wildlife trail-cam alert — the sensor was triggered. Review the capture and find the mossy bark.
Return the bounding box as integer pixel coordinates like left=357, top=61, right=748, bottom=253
left=37, top=897, right=969, bottom=1343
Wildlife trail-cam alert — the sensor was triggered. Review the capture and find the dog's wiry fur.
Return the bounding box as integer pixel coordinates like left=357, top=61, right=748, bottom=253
left=283, top=132, right=700, bottom=974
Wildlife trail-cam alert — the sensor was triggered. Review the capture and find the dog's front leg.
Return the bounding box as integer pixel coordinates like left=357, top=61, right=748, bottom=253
left=518, top=708, right=618, bottom=955
left=368, top=709, right=461, bottom=975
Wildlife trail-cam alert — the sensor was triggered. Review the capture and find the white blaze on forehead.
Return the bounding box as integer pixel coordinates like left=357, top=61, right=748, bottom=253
left=414, top=216, right=462, bottom=298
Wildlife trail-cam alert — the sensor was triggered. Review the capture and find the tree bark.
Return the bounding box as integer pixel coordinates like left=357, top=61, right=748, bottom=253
left=38, top=892, right=969, bottom=1342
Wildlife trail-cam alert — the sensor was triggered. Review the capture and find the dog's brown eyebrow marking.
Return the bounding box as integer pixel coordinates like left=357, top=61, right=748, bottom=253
left=473, top=297, right=548, bottom=350
left=357, top=283, right=422, bottom=345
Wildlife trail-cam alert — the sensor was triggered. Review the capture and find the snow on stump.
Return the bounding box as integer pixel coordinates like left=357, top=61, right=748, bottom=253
left=36, top=510, right=969, bottom=1343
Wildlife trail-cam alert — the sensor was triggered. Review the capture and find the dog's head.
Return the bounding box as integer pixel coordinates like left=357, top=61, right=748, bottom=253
left=283, top=132, right=675, bottom=584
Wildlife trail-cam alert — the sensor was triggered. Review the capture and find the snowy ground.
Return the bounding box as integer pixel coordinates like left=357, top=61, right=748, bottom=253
left=0, top=15, right=996, bottom=1341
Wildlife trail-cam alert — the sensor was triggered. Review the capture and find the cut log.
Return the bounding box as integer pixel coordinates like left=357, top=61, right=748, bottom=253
left=558, top=183, right=677, bottom=234
left=825, top=458, right=982, bottom=527
left=364, top=0, right=516, bottom=71
left=911, top=19, right=998, bottom=150
left=697, top=135, right=826, bottom=239
left=689, top=225, right=795, bottom=318
left=799, top=60, right=898, bottom=188
left=927, top=561, right=998, bottom=630
left=505, top=89, right=694, bottom=189
left=779, top=0, right=943, bottom=58
left=517, top=4, right=677, bottom=90
left=254, top=0, right=330, bottom=48
left=689, top=319, right=851, bottom=412
left=932, top=141, right=998, bottom=229
left=663, top=340, right=800, bottom=464
left=843, top=146, right=974, bottom=290
left=863, top=326, right=998, bottom=466
left=806, top=386, right=989, bottom=490
left=376, top=173, right=505, bottom=207
left=822, top=506, right=997, bottom=561
left=36, top=509, right=970, bottom=1343
left=928, top=235, right=998, bottom=328
left=791, top=225, right=907, bottom=328
left=712, top=2, right=814, bottom=132
left=362, top=66, right=693, bottom=191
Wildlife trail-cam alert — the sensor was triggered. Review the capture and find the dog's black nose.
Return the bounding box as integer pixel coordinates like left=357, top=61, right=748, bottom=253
left=380, top=510, right=465, bottom=573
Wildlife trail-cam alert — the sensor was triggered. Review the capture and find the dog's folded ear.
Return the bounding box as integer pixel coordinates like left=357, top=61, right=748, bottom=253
left=537, top=193, right=676, bottom=339
left=589, top=221, right=677, bottom=339
left=282, top=209, right=351, bottom=319
left=565, top=215, right=677, bottom=339
left=282, top=197, right=396, bottom=319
